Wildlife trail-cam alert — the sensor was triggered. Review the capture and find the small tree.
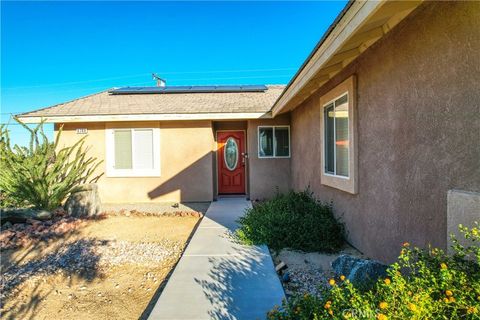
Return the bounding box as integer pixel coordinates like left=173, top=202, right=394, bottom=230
left=0, top=118, right=101, bottom=210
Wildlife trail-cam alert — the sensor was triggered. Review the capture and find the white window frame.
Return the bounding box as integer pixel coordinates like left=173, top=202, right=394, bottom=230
left=257, top=125, right=291, bottom=158
left=323, top=92, right=350, bottom=179
left=106, top=127, right=160, bottom=177
left=320, top=76, right=357, bottom=194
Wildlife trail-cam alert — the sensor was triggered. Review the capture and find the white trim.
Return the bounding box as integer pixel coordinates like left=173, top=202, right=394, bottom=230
left=106, top=127, right=161, bottom=177
left=257, top=125, right=291, bottom=159
left=319, top=76, right=357, bottom=194
left=17, top=112, right=271, bottom=124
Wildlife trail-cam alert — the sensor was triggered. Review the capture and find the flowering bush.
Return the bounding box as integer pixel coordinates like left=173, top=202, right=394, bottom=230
left=267, top=223, right=480, bottom=319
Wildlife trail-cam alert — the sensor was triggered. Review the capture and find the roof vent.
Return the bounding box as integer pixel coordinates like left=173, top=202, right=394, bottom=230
left=152, top=73, right=166, bottom=87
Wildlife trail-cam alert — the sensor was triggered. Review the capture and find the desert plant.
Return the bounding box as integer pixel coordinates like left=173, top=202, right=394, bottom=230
left=0, top=118, right=101, bottom=210
left=267, top=222, right=480, bottom=320
left=236, top=189, right=345, bottom=252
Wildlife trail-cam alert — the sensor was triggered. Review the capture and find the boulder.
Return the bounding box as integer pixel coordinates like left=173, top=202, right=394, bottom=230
left=2, top=221, right=13, bottom=230
left=332, top=254, right=388, bottom=288
left=64, top=184, right=101, bottom=217
left=1, top=208, right=53, bottom=223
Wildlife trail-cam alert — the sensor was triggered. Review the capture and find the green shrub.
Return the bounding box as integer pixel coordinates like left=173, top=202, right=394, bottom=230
left=236, top=189, right=345, bottom=252
left=267, top=222, right=480, bottom=320
left=0, top=119, right=101, bottom=211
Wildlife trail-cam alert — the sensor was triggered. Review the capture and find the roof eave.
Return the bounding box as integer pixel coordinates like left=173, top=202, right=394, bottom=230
left=16, top=112, right=273, bottom=124
left=271, top=0, right=423, bottom=116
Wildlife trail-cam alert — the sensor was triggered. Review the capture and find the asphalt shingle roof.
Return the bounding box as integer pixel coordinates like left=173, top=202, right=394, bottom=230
left=20, top=85, right=285, bottom=118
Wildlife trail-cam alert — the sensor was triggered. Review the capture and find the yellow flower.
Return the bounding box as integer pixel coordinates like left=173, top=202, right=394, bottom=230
left=329, top=279, right=336, bottom=286
left=407, top=291, right=412, bottom=296
left=343, top=312, right=352, bottom=318
left=340, top=275, right=346, bottom=281
left=449, top=296, right=456, bottom=303
left=444, top=298, right=450, bottom=303
left=408, top=303, right=417, bottom=312
left=445, top=290, right=453, bottom=297
left=328, top=309, right=333, bottom=315
left=384, top=278, right=391, bottom=285
left=402, top=242, right=410, bottom=247
left=379, top=301, right=388, bottom=309
left=377, top=314, right=388, bottom=320
left=324, top=302, right=331, bottom=309
left=440, top=263, right=448, bottom=270
left=467, top=306, right=478, bottom=314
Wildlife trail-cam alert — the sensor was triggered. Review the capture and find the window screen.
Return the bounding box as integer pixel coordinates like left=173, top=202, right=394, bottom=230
left=114, top=130, right=133, bottom=169
left=133, top=129, right=154, bottom=169
left=113, top=129, right=155, bottom=170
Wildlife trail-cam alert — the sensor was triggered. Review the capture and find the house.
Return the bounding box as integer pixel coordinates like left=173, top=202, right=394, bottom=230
left=18, top=0, right=480, bottom=262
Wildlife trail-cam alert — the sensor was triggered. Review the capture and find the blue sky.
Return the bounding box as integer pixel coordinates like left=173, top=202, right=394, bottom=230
left=1, top=1, right=347, bottom=146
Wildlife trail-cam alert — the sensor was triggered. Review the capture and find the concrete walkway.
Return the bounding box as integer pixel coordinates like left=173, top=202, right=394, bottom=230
left=148, top=198, right=285, bottom=320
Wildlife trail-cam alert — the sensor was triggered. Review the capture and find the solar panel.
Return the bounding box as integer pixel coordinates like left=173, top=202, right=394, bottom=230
left=109, top=85, right=267, bottom=95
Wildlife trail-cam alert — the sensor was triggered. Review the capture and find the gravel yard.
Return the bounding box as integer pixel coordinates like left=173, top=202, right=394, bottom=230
left=271, top=246, right=363, bottom=298
left=0, top=212, right=203, bottom=320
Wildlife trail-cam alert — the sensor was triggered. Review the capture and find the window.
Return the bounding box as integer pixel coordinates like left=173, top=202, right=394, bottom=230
left=258, top=126, right=290, bottom=158
left=324, top=94, right=349, bottom=177
left=106, top=128, right=160, bottom=177
left=320, top=76, right=357, bottom=194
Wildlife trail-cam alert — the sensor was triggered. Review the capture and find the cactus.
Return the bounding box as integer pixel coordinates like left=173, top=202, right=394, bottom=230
left=0, top=118, right=101, bottom=210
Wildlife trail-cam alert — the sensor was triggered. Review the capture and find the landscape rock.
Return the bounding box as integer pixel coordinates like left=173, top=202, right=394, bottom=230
left=2, top=222, right=13, bottom=230
left=332, top=254, right=388, bottom=287
left=64, top=183, right=101, bottom=218
left=1, top=208, right=53, bottom=223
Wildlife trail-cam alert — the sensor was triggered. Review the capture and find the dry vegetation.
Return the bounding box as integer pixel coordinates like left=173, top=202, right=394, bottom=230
left=1, top=214, right=201, bottom=320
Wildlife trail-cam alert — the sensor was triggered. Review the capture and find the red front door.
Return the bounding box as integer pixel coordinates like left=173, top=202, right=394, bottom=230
left=217, top=131, right=246, bottom=194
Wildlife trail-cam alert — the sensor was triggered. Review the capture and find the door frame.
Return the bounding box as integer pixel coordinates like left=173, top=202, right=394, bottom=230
left=215, top=129, right=247, bottom=196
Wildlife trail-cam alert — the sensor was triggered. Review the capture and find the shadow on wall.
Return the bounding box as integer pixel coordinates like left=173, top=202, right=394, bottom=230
left=147, top=151, right=214, bottom=202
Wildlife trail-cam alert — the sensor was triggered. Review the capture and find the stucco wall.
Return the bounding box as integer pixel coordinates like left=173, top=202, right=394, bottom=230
left=290, top=1, right=480, bottom=262
left=247, top=114, right=291, bottom=200
left=56, top=120, right=214, bottom=203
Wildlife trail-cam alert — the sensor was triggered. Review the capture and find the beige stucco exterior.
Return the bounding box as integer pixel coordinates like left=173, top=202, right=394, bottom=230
left=56, top=117, right=292, bottom=204
left=49, top=1, right=478, bottom=264
left=247, top=114, right=291, bottom=201
left=289, top=1, right=480, bottom=262
left=57, top=121, right=215, bottom=203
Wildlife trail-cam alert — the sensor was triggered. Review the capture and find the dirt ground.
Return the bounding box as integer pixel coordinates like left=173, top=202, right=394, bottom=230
left=1, top=215, right=201, bottom=320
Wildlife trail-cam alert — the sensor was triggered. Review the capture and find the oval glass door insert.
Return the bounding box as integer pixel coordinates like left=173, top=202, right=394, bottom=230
left=224, top=137, right=239, bottom=171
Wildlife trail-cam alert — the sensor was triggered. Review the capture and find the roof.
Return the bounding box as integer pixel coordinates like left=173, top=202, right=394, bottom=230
left=272, top=0, right=423, bottom=115
left=18, top=85, right=285, bottom=123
